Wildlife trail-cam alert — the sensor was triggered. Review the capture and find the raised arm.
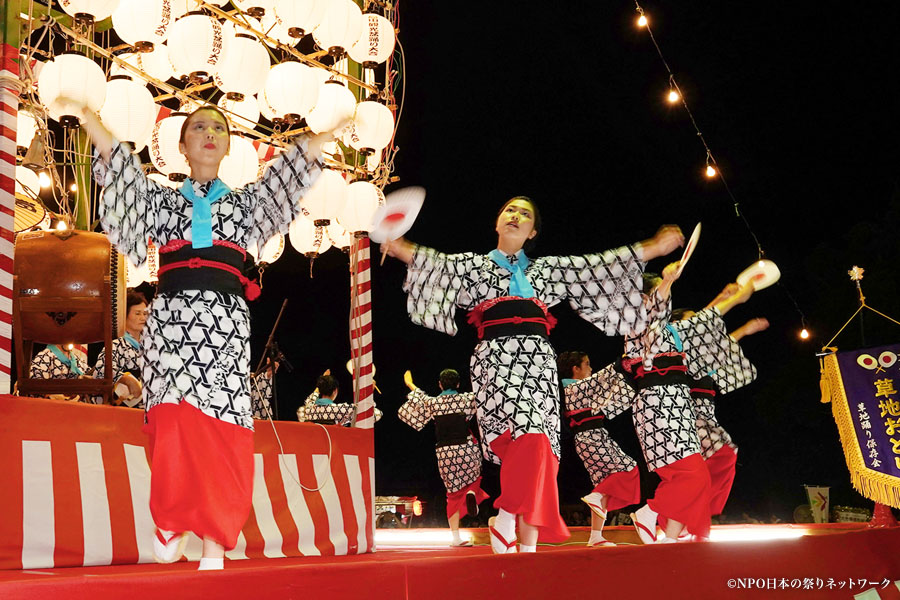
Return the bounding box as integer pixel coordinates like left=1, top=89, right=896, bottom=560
left=712, top=281, right=754, bottom=316
left=730, top=317, right=769, bottom=341
left=381, top=236, right=416, bottom=265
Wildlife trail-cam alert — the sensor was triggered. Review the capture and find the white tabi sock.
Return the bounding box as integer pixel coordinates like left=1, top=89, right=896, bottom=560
left=588, top=530, right=609, bottom=546
left=451, top=530, right=463, bottom=545
left=519, top=544, right=537, bottom=553
left=494, top=509, right=516, bottom=543
left=198, top=557, right=224, bottom=570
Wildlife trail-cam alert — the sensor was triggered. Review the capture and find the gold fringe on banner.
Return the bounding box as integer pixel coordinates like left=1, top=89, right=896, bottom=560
left=822, top=354, right=900, bottom=509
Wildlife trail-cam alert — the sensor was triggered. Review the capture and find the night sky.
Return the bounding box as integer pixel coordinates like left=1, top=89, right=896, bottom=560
left=30, top=1, right=900, bottom=524
left=244, top=1, right=900, bottom=523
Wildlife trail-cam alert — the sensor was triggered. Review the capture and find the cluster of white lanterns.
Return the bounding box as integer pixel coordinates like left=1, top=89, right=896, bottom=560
left=36, top=0, right=396, bottom=186
left=27, top=0, right=397, bottom=264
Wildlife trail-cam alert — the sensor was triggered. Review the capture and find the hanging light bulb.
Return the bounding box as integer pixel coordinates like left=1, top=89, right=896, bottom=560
left=70, top=183, right=78, bottom=193
left=666, top=75, right=680, bottom=104
left=800, top=328, right=810, bottom=340
left=38, top=171, right=52, bottom=188
left=637, top=14, right=648, bottom=27
left=704, top=152, right=717, bottom=178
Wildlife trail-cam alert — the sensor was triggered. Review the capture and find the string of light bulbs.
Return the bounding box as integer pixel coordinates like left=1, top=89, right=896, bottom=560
left=633, top=2, right=810, bottom=341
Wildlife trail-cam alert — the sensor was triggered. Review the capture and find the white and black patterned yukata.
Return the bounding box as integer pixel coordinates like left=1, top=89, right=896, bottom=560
left=403, top=245, right=648, bottom=464
left=93, top=139, right=322, bottom=430
left=30, top=346, right=87, bottom=380
left=298, top=390, right=382, bottom=425
left=94, top=335, right=144, bottom=408
left=398, top=388, right=483, bottom=493
left=623, top=291, right=701, bottom=472
left=249, top=371, right=273, bottom=420
left=562, top=376, right=638, bottom=487
left=670, top=307, right=757, bottom=458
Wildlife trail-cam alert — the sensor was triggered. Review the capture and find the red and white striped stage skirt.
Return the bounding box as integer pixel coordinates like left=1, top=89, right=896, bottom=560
left=0, top=395, right=375, bottom=569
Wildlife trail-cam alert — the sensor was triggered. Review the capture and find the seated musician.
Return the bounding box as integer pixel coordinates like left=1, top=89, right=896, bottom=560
left=93, top=289, right=147, bottom=407
left=297, top=371, right=382, bottom=425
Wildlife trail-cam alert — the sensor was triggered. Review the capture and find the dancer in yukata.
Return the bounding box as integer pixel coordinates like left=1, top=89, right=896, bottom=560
left=557, top=351, right=641, bottom=547
left=668, top=282, right=767, bottom=527
left=382, top=195, right=683, bottom=553
left=299, top=371, right=382, bottom=425
left=398, top=368, right=489, bottom=546
left=80, top=101, right=326, bottom=570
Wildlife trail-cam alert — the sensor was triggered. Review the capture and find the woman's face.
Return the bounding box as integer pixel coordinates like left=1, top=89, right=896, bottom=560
left=178, top=109, right=230, bottom=172
left=572, top=355, right=592, bottom=380
left=495, top=198, right=538, bottom=251
left=126, top=302, right=149, bottom=335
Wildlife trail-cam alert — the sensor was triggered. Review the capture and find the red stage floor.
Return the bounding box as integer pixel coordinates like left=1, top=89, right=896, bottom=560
left=1, top=525, right=898, bottom=599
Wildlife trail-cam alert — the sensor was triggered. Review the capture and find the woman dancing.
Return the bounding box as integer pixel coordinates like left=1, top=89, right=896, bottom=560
left=398, top=368, right=489, bottom=546
left=557, top=351, right=641, bottom=547
left=81, top=103, right=325, bottom=569
left=382, top=196, right=682, bottom=553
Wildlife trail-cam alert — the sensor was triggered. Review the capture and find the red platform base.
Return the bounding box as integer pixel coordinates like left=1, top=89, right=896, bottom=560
left=1, top=526, right=898, bottom=599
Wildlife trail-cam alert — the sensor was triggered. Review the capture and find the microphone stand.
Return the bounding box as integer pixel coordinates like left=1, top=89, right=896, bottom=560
left=255, top=299, right=289, bottom=420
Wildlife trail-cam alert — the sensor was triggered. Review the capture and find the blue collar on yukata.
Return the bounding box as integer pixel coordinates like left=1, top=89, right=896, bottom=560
left=48, top=344, right=83, bottom=376
left=561, top=378, right=577, bottom=387
left=315, top=395, right=335, bottom=406
left=664, top=323, right=684, bottom=352
left=438, top=389, right=458, bottom=396
left=179, top=178, right=232, bottom=249
left=123, top=332, right=141, bottom=351
left=488, top=249, right=535, bottom=298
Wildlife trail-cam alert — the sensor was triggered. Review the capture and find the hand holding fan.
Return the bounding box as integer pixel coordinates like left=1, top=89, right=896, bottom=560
left=737, top=259, right=781, bottom=291
left=370, top=186, right=426, bottom=264
left=674, top=223, right=702, bottom=277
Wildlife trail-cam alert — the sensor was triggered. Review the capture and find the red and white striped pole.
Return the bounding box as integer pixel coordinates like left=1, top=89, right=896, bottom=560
left=349, top=235, right=375, bottom=428
left=0, top=41, right=19, bottom=394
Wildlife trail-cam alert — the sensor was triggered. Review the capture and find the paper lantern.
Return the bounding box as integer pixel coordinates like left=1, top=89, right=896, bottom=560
left=16, top=110, right=37, bottom=149
left=38, top=53, right=107, bottom=127
left=149, top=113, right=189, bottom=178
left=112, top=0, right=184, bottom=52
left=300, top=168, right=347, bottom=222
left=232, top=0, right=274, bottom=18
left=132, top=45, right=177, bottom=82
left=217, top=94, right=260, bottom=130
left=326, top=222, right=351, bottom=250
left=257, top=89, right=277, bottom=120
left=253, top=10, right=296, bottom=48
left=167, top=12, right=228, bottom=82
left=273, top=0, right=326, bottom=38
left=125, top=257, right=148, bottom=288
left=262, top=61, right=319, bottom=121
left=214, top=33, right=270, bottom=100
left=338, top=180, right=384, bottom=233
left=58, top=0, right=120, bottom=21
left=248, top=233, right=285, bottom=264
left=15, top=165, right=41, bottom=199
left=289, top=214, right=332, bottom=255
left=312, top=0, right=363, bottom=56
left=100, top=76, right=157, bottom=151
left=348, top=13, right=395, bottom=67
left=306, top=79, right=356, bottom=134
left=350, top=100, right=394, bottom=155
left=218, top=134, right=259, bottom=188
